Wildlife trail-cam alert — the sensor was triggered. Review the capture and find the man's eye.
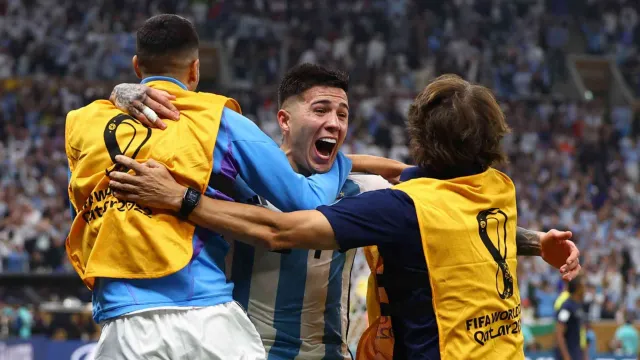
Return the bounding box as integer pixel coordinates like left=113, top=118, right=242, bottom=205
left=315, top=108, right=327, bottom=114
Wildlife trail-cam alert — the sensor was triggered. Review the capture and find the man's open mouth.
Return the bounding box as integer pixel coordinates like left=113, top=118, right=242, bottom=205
left=314, top=137, right=337, bottom=158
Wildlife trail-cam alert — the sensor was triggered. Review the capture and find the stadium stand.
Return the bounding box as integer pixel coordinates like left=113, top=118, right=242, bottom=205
left=1, top=0, right=639, bottom=359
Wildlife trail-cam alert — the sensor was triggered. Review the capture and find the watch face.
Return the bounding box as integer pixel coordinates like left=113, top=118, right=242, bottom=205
left=187, top=190, right=199, bottom=202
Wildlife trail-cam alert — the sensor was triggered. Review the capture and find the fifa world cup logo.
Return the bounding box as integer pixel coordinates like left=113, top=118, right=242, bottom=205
left=476, top=208, right=513, bottom=300
left=103, top=114, right=152, bottom=175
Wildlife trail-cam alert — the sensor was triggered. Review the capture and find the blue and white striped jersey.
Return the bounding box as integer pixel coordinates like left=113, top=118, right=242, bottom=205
left=229, top=174, right=392, bottom=360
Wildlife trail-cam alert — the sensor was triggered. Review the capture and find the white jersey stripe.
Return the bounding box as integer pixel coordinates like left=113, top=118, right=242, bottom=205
left=340, top=249, right=357, bottom=358
left=293, top=250, right=334, bottom=360
left=246, top=229, right=283, bottom=353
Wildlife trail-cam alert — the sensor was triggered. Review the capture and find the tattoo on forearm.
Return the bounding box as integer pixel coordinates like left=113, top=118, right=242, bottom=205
left=111, top=84, right=147, bottom=112
left=516, top=227, right=541, bottom=256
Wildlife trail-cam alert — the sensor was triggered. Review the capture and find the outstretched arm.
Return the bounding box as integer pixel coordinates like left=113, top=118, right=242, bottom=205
left=516, top=227, right=581, bottom=281
left=187, top=195, right=336, bottom=251
left=108, top=155, right=337, bottom=250
left=108, top=158, right=414, bottom=250
left=516, top=227, right=543, bottom=256
left=347, top=155, right=411, bottom=184
left=107, top=157, right=581, bottom=282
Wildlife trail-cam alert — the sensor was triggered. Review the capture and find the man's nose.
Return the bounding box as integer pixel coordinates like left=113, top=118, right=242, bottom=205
left=325, top=112, right=340, bottom=131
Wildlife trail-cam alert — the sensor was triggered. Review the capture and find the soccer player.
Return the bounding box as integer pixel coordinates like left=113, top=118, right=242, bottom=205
left=555, top=277, right=586, bottom=360
left=554, top=283, right=588, bottom=358
left=65, top=15, right=356, bottom=359
left=111, top=65, right=579, bottom=360
left=108, top=63, right=401, bottom=360
left=228, top=65, right=395, bottom=360
left=109, top=75, right=582, bottom=359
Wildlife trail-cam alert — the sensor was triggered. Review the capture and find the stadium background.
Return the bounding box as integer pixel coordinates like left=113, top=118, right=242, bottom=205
left=1, top=0, right=640, bottom=359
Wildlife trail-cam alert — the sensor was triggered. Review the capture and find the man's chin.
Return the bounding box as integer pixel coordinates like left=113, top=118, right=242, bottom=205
left=309, top=162, right=332, bottom=174
left=313, top=167, right=331, bottom=174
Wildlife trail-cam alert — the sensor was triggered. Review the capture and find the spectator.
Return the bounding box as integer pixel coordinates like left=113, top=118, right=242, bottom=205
left=586, top=322, right=597, bottom=360
left=14, top=304, right=32, bottom=339
left=601, top=299, right=618, bottom=320
left=522, top=323, right=538, bottom=352
left=535, top=280, right=558, bottom=319
left=610, top=314, right=640, bottom=356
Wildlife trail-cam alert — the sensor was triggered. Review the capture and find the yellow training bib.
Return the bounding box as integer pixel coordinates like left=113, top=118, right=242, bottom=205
left=358, top=168, right=524, bottom=360
left=65, top=80, right=240, bottom=289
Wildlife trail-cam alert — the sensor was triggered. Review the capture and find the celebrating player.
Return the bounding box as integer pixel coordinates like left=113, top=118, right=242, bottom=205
left=108, top=63, right=401, bottom=360
left=227, top=65, right=395, bottom=359
left=111, top=64, right=579, bottom=360
left=65, top=15, right=358, bottom=360
left=109, top=75, right=581, bottom=359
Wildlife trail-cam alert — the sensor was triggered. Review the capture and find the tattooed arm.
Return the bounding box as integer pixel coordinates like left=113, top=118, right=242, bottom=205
left=109, top=84, right=180, bottom=129
left=515, top=227, right=542, bottom=256
left=516, top=227, right=581, bottom=281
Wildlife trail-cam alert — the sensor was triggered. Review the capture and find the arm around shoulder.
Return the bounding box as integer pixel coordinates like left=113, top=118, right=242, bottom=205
left=186, top=194, right=340, bottom=250
left=348, top=154, right=410, bottom=184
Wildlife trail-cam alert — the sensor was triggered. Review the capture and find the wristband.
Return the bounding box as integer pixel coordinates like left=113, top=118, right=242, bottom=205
left=178, top=187, right=201, bottom=219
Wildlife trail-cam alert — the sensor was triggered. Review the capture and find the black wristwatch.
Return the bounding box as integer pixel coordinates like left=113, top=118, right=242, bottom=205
left=178, top=187, right=201, bottom=219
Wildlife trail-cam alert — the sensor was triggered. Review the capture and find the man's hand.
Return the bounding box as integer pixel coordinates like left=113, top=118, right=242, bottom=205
left=110, top=84, right=180, bottom=130
left=540, top=229, right=581, bottom=281
left=107, top=155, right=185, bottom=211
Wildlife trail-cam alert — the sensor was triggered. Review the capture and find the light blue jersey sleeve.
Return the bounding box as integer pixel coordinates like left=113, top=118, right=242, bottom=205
left=68, top=167, right=77, bottom=219
left=221, top=108, right=351, bottom=211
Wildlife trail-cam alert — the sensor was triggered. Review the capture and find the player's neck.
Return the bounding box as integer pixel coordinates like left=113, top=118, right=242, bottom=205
left=280, top=143, right=312, bottom=176
left=280, top=143, right=300, bottom=173
left=141, top=73, right=191, bottom=90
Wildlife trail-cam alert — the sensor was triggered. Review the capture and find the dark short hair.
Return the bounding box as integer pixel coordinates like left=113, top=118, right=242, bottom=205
left=277, top=63, right=349, bottom=107
left=567, top=276, right=584, bottom=294
left=136, top=14, right=199, bottom=74
left=407, top=74, right=510, bottom=172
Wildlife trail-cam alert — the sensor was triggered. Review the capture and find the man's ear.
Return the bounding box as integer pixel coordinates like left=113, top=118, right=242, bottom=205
left=187, top=58, right=200, bottom=91
left=132, top=56, right=142, bottom=79
left=277, top=108, right=291, bottom=135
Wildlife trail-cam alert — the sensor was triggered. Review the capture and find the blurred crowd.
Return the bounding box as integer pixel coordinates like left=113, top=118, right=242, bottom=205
left=1, top=0, right=640, bottom=353
left=1, top=303, right=98, bottom=341
left=580, top=0, right=640, bottom=95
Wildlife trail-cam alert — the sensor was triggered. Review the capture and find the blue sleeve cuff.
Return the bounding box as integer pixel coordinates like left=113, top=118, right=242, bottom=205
left=68, top=168, right=77, bottom=219
left=400, top=166, right=422, bottom=181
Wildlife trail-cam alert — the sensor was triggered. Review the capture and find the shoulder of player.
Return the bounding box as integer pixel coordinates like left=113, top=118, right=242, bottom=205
left=66, top=100, right=113, bottom=122
left=65, top=100, right=117, bottom=140
left=560, top=299, right=577, bottom=312
left=329, top=187, right=416, bottom=222
left=220, top=109, right=281, bottom=150
left=197, top=92, right=242, bottom=113
left=338, top=179, right=415, bottom=212
left=345, top=173, right=392, bottom=193
left=65, top=101, right=120, bottom=164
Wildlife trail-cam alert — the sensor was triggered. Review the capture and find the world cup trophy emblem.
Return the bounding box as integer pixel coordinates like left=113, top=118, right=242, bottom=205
left=476, top=208, right=513, bottom=300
